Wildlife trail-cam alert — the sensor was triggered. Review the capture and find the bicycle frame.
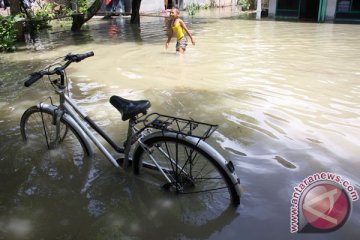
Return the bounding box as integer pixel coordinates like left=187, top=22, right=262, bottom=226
left=22, top=52, right=242, bottom=206
left=64, top=95, right=123, bottom=167
left=39, top=71, right=134, bottom=168
left=50, top=84, right=182, bottom=175
left=28, top=61, right=222, bottom=173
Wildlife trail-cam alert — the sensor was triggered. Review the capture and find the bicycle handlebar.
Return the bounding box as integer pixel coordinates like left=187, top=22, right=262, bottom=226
left=24, top=51, right=94, bottom=87
left=24, top=72, right=43, bottom=87
left=64, top=51, right=94, bottom=62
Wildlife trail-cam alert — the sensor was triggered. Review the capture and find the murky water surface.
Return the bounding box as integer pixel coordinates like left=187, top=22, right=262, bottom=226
left=1, top=8, right=360, bottom=239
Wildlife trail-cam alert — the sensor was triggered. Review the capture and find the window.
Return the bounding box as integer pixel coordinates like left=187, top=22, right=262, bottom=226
left=335, top=0, right=360, bottom=21
left=337, top=0, right=360, bottom=12
left=338, top=0, right=350, bottom=12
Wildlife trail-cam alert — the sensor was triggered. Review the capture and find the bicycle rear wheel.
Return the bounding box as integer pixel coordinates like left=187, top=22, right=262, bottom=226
left=132, top=133, right=240, bottom=223
left=20, top=106, right=90, bottom=165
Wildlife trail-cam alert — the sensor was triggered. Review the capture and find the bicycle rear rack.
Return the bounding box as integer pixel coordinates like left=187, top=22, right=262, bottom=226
left=143, top=113, right=218, bottom=140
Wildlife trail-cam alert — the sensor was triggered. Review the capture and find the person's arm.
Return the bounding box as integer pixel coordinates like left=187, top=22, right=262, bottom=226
left=180, top=20, right=195, bottom=45
left=165, top=26, right=173, bottom=49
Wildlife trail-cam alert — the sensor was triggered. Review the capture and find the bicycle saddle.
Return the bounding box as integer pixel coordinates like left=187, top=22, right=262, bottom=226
left=110, top=95, right=151, bottom=121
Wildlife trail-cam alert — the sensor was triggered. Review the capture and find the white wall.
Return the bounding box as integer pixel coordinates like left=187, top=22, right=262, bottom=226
left=325, top=0, right=337, bottom=20
left=210, top=0, right=234, bottom=6
left=268, top=0, right=276, bottom=18
left=140, top=0, right=164, bottom=12
left=139, top=0, right=235, bottom=13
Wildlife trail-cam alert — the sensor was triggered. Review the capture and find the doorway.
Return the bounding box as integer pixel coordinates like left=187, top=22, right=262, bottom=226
left=300, top=0, right=320, bottom=21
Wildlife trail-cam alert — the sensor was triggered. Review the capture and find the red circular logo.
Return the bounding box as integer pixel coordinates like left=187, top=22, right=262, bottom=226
left=301, top=183, right=350, bottom=231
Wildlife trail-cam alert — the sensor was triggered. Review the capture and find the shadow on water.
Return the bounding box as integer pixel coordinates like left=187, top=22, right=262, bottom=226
left=0, top=114, right=240, bottom=240
left=16, top=16, right=167, bottom=52
left=0, top=127, right=239, bottom=239
left=79, top=173, right=240, bottom=239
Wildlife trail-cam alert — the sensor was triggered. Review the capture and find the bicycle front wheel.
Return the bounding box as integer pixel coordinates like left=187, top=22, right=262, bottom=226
left=133, top=133, right=240, bottom=223
left=20, top=106, right=91, bottom=163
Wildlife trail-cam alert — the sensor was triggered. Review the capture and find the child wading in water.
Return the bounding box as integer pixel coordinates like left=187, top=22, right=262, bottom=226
left=165, top=7, right=195, bottom=54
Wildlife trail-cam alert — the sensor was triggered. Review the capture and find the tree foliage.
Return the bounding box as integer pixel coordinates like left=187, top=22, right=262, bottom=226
left=0, top=15, right=18, bottom=52
left=2, top=0, right=145, bottom=50
left=238, top=0, right=250, bottom=11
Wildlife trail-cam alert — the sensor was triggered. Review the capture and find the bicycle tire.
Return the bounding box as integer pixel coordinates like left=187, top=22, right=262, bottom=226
left=20, top=105, right=91, bottom=161
left=132, top=133, right=240, bottom=223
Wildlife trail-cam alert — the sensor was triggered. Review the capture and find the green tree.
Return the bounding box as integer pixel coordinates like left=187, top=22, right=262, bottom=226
left=0, top=15, right=18, bottom=51
left=8, top=0, right=25, bottom=41
left=71, top=0, right=103, bottom=31
left=238, top=0, right=250, bottom=11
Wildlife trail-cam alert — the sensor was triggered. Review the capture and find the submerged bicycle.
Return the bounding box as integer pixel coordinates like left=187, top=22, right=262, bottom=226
left=20, top=51, right=241, bottom=210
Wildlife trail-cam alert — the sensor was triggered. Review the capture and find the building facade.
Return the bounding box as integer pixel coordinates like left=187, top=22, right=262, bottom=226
left=268, top=0, right=360, bottom=23
left=100, top=0, right=235, bottom=14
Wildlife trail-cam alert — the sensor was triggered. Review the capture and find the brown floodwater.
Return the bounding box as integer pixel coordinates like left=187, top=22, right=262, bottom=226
left=1, top=7, right=359, bottom=239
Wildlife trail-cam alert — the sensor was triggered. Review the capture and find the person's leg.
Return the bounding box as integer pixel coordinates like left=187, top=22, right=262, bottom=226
left=177, top=37, right=187, bottom=54
left=112, top=0, right=120, bottom=12
left=177, top=48, right=185, bottom=54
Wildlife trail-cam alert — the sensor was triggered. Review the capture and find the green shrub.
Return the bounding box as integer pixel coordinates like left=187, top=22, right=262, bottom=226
left=238, top=0, right=250, bottom=11
left=77, top=0, right=89, bottom=14
left=0, top=16, right=18, bottom=52
left=187, top=3, right=200, bottom=16
left=31, top=2, right=56, bottom=30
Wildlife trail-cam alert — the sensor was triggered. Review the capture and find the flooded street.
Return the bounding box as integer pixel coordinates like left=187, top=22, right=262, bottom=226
left=1, top=8, right=360, bottom=239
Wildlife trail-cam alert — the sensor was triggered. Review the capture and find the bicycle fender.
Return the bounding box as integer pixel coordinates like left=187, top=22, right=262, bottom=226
left=139, top=131, right=242, bottom=198
left=36, top=103, right=94, bottom=156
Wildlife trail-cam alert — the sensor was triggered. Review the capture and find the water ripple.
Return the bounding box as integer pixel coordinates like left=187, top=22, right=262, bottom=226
left=1, top=13, right=360, bottom=239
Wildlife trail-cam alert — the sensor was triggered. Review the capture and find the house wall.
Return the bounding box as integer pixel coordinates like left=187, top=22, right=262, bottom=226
left=268, top=0, right=338, bottom=21
left=268, top=0, right=276, bottom=18
left=140, top=0, right=235, bottom=13
left=206, top=0, right=234, bottom=7
left=140, top=0, right=164, bottom=12
left=326, top=0, right=337, bottom=21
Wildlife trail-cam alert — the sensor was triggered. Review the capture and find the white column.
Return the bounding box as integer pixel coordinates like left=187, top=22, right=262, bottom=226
left=256, top=0, right=262, bottom=20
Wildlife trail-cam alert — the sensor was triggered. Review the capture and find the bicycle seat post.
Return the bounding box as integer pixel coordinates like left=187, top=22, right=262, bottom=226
left=123, top=118, right=136, bottom=170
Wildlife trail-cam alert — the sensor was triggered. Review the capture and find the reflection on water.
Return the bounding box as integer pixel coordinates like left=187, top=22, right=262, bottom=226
left=1, top=7, right=360, bottom=239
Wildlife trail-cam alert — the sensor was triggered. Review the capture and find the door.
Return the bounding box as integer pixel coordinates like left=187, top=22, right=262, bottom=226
left=318, top=0, right=327, bottom=22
